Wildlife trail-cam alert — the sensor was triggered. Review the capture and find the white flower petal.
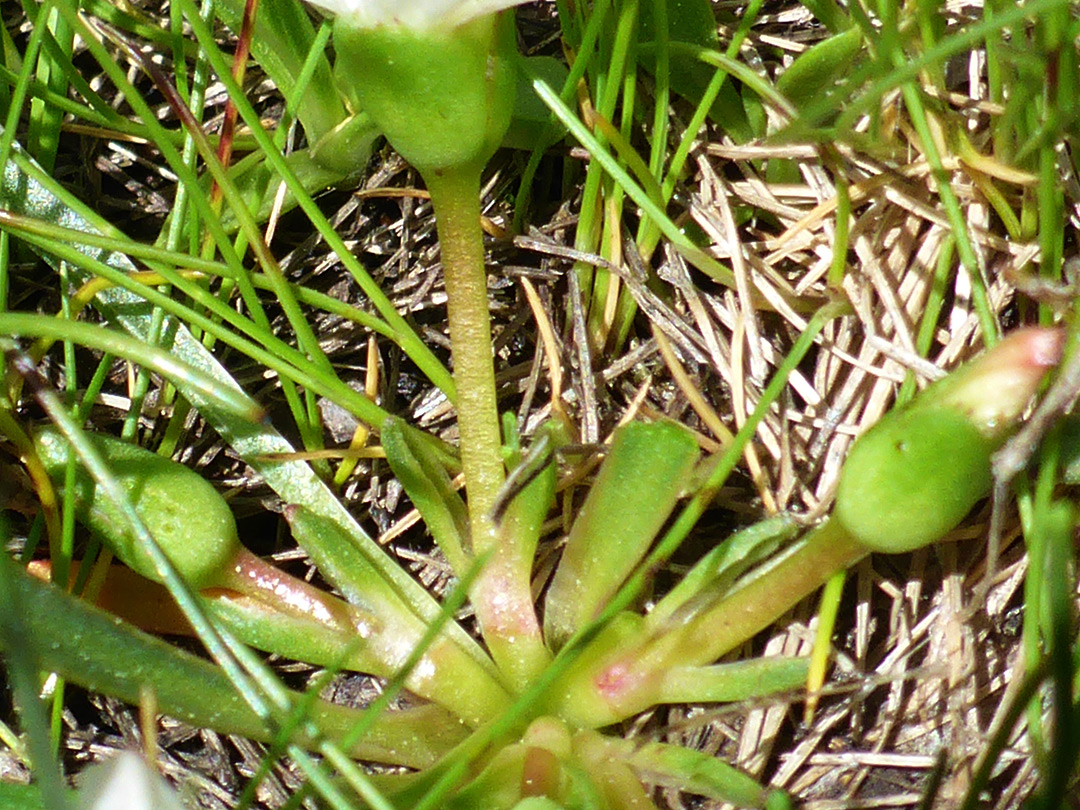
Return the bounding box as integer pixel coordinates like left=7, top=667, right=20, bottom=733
left=307, top=0, right=528, bottom=30
left=78, top=752, right=186, bottom=810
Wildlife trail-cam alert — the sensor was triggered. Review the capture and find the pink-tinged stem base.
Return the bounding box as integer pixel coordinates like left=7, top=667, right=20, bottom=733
left=549, top=520, right=867, bottom=728
left=424, top=166, right=552, bottom=684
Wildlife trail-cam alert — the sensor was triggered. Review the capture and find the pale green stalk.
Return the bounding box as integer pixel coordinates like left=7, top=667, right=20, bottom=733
left=425, top=167, right=506, bottom=544
left=547, top=518, right=867, bottom=728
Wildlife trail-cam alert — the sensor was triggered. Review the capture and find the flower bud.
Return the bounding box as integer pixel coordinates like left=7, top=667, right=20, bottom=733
left=835, top=328, right=1062, bottom=554
left=920, top=326, right=1064, bottom=440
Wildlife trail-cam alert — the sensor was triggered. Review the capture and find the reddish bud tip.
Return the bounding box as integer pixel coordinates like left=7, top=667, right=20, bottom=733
left=930, top=326, right=1063, bottom=440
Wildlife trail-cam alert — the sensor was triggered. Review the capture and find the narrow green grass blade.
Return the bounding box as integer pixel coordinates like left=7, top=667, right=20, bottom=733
left=640, top=0, right=755, bottom=140
left=0, top=210, right=400, bottom=339
left=0, top=317, right=260, bottom=421
left=894, top=83, right=996, bottom=339
left=0, top=224, right=389, bottom=427
left=829, top=0, right=1073, bottom=134
left=0, top=535, right=67, bottom=810
left=25, top=3, right=72, bottom=174
left=0, top=0, right=52, bottom=177
left=170, top=0, right=454, bottom=399
left=0, top=782, right=70, bottom=810
left=532, top=76, right=736, bottom=286
left=647, top=513, right=800, bottom=629
left=213, top=0, right=346, bottom=145
left=382, top=419, right=470, bottom=575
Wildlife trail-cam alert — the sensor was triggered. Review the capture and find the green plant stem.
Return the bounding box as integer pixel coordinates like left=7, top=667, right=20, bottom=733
left=551, top=518, right=867, bottom=727
left=424, top=168, right=543, bottom=690
left=658, top=517, right=865, bottom=662
left=424, top=166, right=505, bottom=547
left=657, top=657, right=809, bottom=705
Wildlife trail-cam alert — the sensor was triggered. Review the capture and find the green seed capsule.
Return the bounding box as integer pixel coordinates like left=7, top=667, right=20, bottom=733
left=834, top=406, right=995, bottom=553
left=33, top=427, right=241, bottom=589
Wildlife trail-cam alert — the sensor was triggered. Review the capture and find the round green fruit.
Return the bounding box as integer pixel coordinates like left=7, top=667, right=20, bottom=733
left=34, top=427, right=241, bottom=589
left=834, top=406, right=995, bottom=554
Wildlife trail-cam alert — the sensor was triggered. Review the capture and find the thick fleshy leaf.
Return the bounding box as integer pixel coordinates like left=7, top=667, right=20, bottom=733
left=776, top=26, right=864, bottom=111
left=646, top=513, right=801, bottom=630
left=544, top=421, right=699, bottom=649
left=33, top=427, right=242, bottom=589
left=0, top=558, right=466, bottom=768
left=284, top=505, right=513, bottom=726
left=381, top=417, right=470, bottom=575
left=657, top=657, right=810, bottom=704
left=627, top=740, right=787, bottom=808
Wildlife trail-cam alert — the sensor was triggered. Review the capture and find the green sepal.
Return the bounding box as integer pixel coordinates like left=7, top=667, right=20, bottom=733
left=834, top=406, right=995, bottom=553
left=837, top=328, right=1060, bottom=553
left=309, top=111, right=381, bottom=175
left=215, top=147, right=363, bottom=231
left=332, top=12, right=517, bottom=174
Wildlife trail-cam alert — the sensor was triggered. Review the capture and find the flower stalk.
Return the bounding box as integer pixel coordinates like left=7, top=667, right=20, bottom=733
left=324, top=5, right=518, bottom=546
left=319, top=2, right=549, bottom=680
left=553, top=519, right=867, bottom=727
left=425, top=165, right=506, bottom=543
